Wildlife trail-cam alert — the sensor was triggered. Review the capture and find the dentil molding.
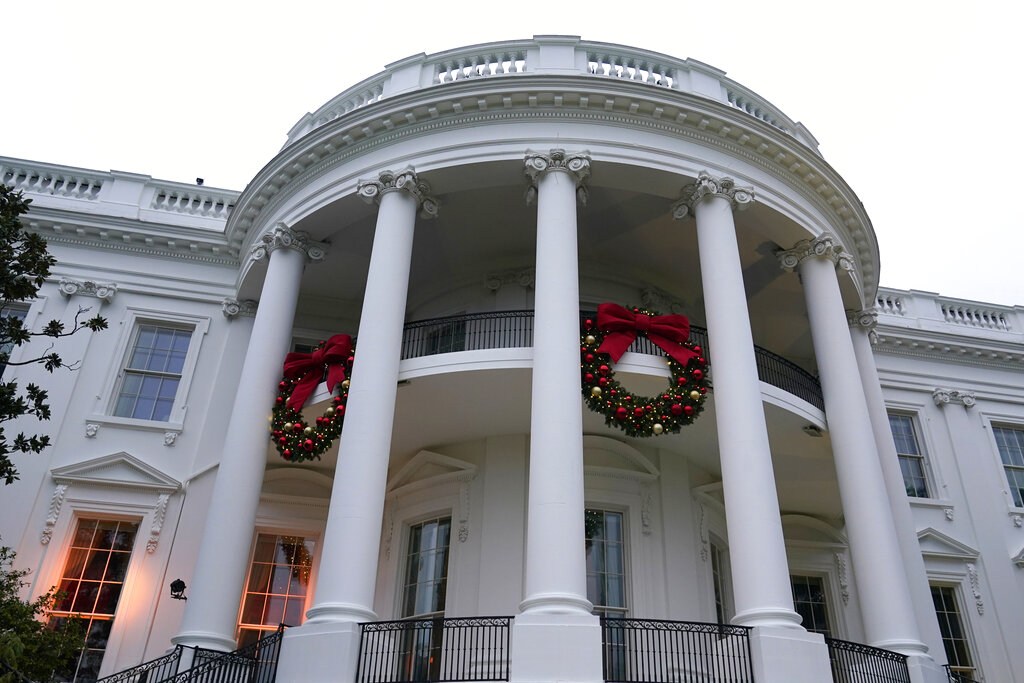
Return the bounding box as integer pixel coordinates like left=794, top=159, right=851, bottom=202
left=357, top=169, right=439, bottom=219
left=670, top=171, right=754, bottom=220
left=523, top=149, right=591, bottom=205
left=58, top=277, right=118, bottom=302
left=249, top=223, right=328, bottom=264
left=932, top=388, right=977, bottom=408
left=777, top=232, right=854, bottom=272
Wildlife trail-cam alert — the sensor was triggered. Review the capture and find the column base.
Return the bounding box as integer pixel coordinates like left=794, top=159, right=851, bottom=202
left=748, top=626, right=832, bottom=683
left=277, top=620, right=362, bottom=683
left=170, top=630, right=236, bottom=652
left=518, top=591, right=593, bottom=615
left=732, top=606, right=805, bottom=629
left=905, top=653, right=947, bottom=683
left=304, top=601, right=377, bottom=624
left=511, top=611, right=602, bottom=682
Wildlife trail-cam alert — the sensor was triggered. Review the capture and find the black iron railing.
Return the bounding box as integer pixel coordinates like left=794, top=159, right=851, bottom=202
left=358, top=617, right=511, bottom=683
left=826, top=637, right=910, bottom=683
left=399, top=310, right=824, bottom=411
left=600, top=617, right=754, bottom=682
left=169, top=625, right=285, bottom=683
left=943, top=665, right=981, bottom=682
left=96, top=645, right=185, bottom=682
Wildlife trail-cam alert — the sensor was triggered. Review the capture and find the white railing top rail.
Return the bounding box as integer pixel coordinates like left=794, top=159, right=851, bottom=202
left=286, top=36, right=812, bottom=148
left=1, top=157, right=239, bottom=225
left=876, top=287, right=1021, bottom=334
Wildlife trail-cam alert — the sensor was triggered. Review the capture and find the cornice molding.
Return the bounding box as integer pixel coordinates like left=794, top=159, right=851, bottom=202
left=523, top=149, right=591, bottom=204
left=670, top=171, right=754, bottom=220
left=777, top=232, right=854, bottom=272
left=58, top=277, right=118, bottom=302
left=872, top=327, right=1024, bottom=370
left=356, top=168, right=439, bottom=219
left=225, top=76, right=876, bottom=301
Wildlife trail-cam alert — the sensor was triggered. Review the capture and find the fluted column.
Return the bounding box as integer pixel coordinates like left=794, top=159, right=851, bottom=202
left=779, top=235, right=928, bottom=656
left=672, top=173, right=801, bottom=630
left=175, top=225, right=326, bottom=651
left=848, top=309, right=946, bottom=662
left=520, top=149, right=592, bottom=615
left=306, top=169, right=437, bottom=624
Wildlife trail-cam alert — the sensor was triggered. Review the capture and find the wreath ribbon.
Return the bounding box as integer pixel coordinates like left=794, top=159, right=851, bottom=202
left=282, top=334, right=353, bottom=411
left=596, top=303, right=698, bottom=367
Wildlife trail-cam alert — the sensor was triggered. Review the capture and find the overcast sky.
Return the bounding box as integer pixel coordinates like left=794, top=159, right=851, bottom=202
left=3, top=0, right=1021, bottom=306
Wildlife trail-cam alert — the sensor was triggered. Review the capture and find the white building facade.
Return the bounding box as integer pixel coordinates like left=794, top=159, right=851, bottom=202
left=1, top=36, right=1022, bottom=683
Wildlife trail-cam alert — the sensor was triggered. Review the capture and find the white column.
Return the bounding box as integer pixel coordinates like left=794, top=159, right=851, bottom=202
left=277, top=170, right=436, bottom=683
left=174, top=225, right=326, bottom=651
left=671, top=173, right=801, bottom=630
left=848, top=309, right=947, bottom=668
left=511, top=150, right=603, bottom=683
left=308, top=170, right=437, bottom=623
left=779, top=235, right=929, bottom=657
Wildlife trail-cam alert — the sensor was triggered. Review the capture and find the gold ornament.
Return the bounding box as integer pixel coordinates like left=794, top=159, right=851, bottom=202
left=304, top=427, right=314, bottom=436
left=283, top=423, right=294, bottom=431
left=325, top=407, right=335, bottom=417
left=585, top=335, right=596, bottom=345
left=690, top=390, right=701, bottom=401
left=341, top=379, right=351, bottom=389
left=591, top=386, right=603, bottom=397
left=653, top=423, right=664, bottom=435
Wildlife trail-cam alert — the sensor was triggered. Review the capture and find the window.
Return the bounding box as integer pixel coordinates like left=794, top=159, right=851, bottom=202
left=993, top=426, right=1024, bottom=507
left=710, top=541, right=731, bottom=624
left=585, top=509, right=627, bottom=618
left=931, top=585, right=976, bottom=679
left=113, top=324, right=192, bottom=422
left=0, top=304, right=28, bottom=376
left=237, top=534, right=316, bottom=648
left=49, top=519, right=138, bottom=682
left=400, top=517, right=451, bottom=681
left=888, top=413, right=930, bottom=498
left=790, top=575, right=831, bottom=637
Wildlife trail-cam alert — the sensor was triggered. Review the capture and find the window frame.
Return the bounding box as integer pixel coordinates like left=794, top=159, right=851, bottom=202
left=89, top=308, right=209, bottom=431
left=789, top=573, right=834, bottom=637
left=584, top=507, right=629, bottom=619
left=929, top=582, right=980, bottom=680
left=708, top=536, right=733, bottom=625
left=991, top=423, right=1024, bottom=509
left=887, top=411, right=933, bottom=499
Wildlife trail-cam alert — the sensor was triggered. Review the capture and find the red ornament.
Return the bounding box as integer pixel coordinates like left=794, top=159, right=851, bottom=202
left=615, top=406, right=629, bottom=420
left=693, top=346, right=702, bottom=354
left=696, top=357, right=706, bottom=366
left=610, top=389, right=618, bottom=396
left=599, top=377, right=610, bottom=387
left=585, top=319, right=594, bottom=329
left=278, top=437, right=287, bottom=445
left=671, top=404, right=683, bottom=416
left=303, top=439, right=314, bottom=451
left=584, top=353, right=595, bottom=363
left=645, top=405, right=654, bottom=413
left=282, top=450, right=292, bottom=460
left=599, top=365, right=610, bottom=376
left=275, top=396, right=284, bottom=405
left=624, top=396, right=632, bottom=402
left=585, top=373, right=595, bottom=384
left=684, top=405, right=695, bottom=416
left=677, top=376, right=688, bottom=386
left=633, top=407, right=644, bottom=418
left=692, top=369, right=704, bottom=380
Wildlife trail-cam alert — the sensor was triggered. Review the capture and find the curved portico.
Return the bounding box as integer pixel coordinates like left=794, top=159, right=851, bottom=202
left=171, top=36, right=944, bottom=683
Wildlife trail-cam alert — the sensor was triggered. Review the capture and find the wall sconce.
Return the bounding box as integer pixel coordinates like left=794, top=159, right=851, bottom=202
left=170, top=578, right=188, bottom=600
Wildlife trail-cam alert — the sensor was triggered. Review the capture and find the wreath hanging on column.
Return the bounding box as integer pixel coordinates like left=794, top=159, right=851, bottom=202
left=269, top=334, right=354, bottom=462
left=581, top=303, right=709, bottom=437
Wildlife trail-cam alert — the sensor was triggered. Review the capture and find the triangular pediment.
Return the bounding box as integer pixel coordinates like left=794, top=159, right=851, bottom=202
left=51, top=452, right=180, bottom=492
left=387, top=450, right=476, bottom=496
left=918, top=527, right=978, bottom=560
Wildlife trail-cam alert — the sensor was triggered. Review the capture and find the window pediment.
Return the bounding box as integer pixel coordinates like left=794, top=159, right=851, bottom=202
left=51, top=452, right=180, bottom=492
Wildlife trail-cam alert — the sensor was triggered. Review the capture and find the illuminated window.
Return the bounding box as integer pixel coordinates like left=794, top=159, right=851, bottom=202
left=993, top=426, right=1024, bottom=507
left=49, top=519, right=139, bottom=682
left=790, top=575, right=831, bottom=637
left=888, top=413, right=930, bottom=498
left=237, top=534, right=316, bottom=648
left=113, top=324, right=193, bottom=422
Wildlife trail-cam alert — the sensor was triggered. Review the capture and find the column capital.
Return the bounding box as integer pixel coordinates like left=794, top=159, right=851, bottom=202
left=932, top=388, right=977, bottom=408
left=221, top=298, right=258, bottom=319
left=524, top=149, right=591, bottom=204
left=249, top=223, right=329, bottom=264
left=58, top=277, right=118, bottom=302
left=671, top=171, right=754, bottom=220
left=846, top=308, right=878, bottom=330
left=777, top=232, right=853, bottom=272
left=357, top=168, right=439, bottom=219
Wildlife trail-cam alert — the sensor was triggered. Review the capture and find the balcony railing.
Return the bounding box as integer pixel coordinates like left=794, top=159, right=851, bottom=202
left=400, top=310, right=824, bottom=411
left=943, top=665, right=981, bottom=683
left=600, top=617, right=754, bottom=682
left=826, top=637, right=911, bottom=683
left=358, top=617, right=512, bottom=683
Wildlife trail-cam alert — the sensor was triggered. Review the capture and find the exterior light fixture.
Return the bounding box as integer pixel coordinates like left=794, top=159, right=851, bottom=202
left=802, top=425, right=825, bottom=438
left=170, top=578, right=188, bottom=600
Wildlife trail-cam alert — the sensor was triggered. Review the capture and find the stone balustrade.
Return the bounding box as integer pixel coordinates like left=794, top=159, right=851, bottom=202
left=877, top=287, right=1021, bottom=335
left=1, top=161, right=105, bottom=199
left=286, top=36, right=814, bottom=148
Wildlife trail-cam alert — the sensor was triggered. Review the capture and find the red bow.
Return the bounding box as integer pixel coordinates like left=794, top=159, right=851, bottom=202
left=282, top=334, right=353, bottom=411
left=596, top=303, right=698, bottom=367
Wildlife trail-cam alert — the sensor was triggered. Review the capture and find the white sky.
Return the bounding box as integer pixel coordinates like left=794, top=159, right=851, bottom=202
left=3, top=0, right=1022, bottom=306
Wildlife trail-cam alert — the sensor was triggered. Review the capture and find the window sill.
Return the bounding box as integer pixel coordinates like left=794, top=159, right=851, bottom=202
left=85, top=414, right=183, bottom=444
left=908, top=498, right=956, bottom=520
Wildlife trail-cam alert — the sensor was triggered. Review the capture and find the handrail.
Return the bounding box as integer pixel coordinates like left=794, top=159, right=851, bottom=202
left=95, top=645, right=184, bottom=683
left=170, top=625, right=285, bottom=682
left=826, top=637, right=910, bottom=683
left=400, top=310, right=824, bottom=411
left=943, top=664, right=982, bottom=683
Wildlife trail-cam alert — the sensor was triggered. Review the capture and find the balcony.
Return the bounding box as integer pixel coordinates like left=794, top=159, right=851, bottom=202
left=400, top=310, right=824, bottom=411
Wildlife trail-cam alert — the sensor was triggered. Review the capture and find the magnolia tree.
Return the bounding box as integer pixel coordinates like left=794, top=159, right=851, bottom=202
left=0, top=185, right=107, bottom=485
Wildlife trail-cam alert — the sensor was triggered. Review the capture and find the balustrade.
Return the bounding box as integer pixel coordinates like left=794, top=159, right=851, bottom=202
left=1, top=162, right=104, bottom=199
left=150, top=186, right=235, bottom=219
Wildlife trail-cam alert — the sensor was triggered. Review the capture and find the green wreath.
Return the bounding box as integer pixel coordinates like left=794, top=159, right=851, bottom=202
left=269, top=339, right=354, bottom=462
left=581, top=307, right=708, bottom=437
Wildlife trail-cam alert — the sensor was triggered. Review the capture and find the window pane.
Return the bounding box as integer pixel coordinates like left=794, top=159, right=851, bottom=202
left=791, top=575, right=830, bottom=637
left=585, top=509, right=627, bottom=615
left=888, top=413, right=930, bottom=498
left=238, top=534, right=316, bottom=637
left=402, top=518, right=451, bottom=618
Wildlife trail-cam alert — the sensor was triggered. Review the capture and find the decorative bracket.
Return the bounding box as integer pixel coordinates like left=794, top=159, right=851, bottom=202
left=58, top=277, right=117, bottom=302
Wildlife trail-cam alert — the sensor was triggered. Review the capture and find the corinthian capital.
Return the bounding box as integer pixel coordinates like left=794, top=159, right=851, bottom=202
left=249, top=223, right=329, bottom=264
left=357, top=169, right=439, bottom=219
left=777, top=233, right=854, bottom=272
left=846, top=309, right=878, bottom=330
left=671, top=171, right=754, bottom=220
left=524, top=149, right=591, bottom=205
